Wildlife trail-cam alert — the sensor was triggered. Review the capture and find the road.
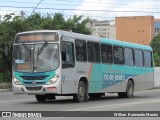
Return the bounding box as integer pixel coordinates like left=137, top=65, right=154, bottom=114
left=0, top=89, right=160, bottom=119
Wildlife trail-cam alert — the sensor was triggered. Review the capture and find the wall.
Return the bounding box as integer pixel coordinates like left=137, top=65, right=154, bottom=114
left=116, top=16, right=155, bottom=46
left=154, top=67, right=160, bottom=87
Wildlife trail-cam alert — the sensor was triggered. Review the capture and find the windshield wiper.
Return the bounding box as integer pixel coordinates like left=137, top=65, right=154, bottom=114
left=22, top=43, right=30, bottom=53
left=37, top=42, right=48, bottom=56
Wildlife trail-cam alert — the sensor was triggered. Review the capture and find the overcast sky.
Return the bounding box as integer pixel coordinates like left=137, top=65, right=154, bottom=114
left=0, top=0, right=160, bottom=20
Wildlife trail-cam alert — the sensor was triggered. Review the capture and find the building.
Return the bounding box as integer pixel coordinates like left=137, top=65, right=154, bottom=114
left=86, top=19, right=116, bottom=39
left=155, top=19, right=160, bottom=36
left=116, top=16, right=155, bottom=46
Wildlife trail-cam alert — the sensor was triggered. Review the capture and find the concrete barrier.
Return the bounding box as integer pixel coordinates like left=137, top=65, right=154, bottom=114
left=154, top=67, right=160, bottom=87
left=0, top=82, right=12, bottom=89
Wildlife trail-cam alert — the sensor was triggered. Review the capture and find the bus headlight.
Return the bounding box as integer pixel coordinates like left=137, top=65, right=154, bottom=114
left=47, top=75, right=60, bottom=84
left=12, top=77, right=21, bottom=85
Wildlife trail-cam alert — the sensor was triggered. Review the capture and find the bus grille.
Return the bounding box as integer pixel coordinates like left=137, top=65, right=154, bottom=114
left=24, top=82, right=45, bottom=85
left=20, top=75, right=49, bottom=80
left=25, top=86, right=42, bottom=91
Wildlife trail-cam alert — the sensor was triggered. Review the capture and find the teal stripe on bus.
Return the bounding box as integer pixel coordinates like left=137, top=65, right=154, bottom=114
left=14, top=71, right=56, bottom=85
left=101, top=38, right=152, bottom=51
left=88, top=64, right=154, bottom=93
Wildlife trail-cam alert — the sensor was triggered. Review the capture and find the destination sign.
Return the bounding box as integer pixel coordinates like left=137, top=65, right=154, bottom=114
left=15, top=32, right=59, bottom=43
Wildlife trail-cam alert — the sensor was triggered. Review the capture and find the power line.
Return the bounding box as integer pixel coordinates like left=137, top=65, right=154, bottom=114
left=0, top=8, right=21, bottom=13
left=30, top=0, right=44, bottom=16
left=0, top=0, right=160, bottom=8
left=0, top=11, right=157, bottom=21
left=0, top=6, right=159, bottom=14
left=0, top=0, right=154, bottom=5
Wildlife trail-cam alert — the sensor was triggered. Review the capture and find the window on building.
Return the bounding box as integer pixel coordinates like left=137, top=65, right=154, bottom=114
left=124, top=48, right=134, bottom=66
left=155, top=28, right=157, bottom=33
left=75, top=40, right=87, bottom=62
left=134, top=49, right=143, bottom=67
left=101, top=44, right=113, bottom=64
left=144, top=51, right=152, bottom=68
left=88, top=42, right=100, bottom=62
left=113, top=46, right=124, bottom=65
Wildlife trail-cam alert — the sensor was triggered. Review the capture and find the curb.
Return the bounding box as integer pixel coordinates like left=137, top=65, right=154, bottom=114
left=149, top=87, right=160, bottom=90
left=0, top=89, right=11, bottom=92
left=0, top=82, right=12, bottom=90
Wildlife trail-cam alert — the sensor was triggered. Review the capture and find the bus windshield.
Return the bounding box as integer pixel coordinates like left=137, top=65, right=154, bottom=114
left=13, top=43, right=59, bottom=72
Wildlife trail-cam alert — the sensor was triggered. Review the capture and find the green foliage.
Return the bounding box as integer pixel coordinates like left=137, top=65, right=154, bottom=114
left=0, top=12, right=91, bottom=82
left=66, top=15, right=91, bottom=34
left=0, top=73, right=5, bottom=83
left=150, top=34, right=160, bottom=66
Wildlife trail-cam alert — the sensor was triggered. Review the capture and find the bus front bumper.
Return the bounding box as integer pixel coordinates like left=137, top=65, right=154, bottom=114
left=12, top=83, right=61, bottom=95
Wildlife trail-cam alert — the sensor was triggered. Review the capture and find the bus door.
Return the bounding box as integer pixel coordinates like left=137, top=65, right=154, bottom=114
left=61, top=37, right=76, bottom=94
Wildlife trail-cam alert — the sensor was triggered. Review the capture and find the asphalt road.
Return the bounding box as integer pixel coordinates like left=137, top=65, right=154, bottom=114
left=0, top=89, right=160, bottom=119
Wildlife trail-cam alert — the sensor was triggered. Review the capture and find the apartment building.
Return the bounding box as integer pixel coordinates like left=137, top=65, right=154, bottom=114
left=86, top=19, right=116, bottom=39
left=116, top=16, right=155, bottom=46
left=155, top=19, right=160, bottom=36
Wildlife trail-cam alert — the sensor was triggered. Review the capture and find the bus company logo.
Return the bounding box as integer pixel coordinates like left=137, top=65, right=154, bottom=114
left=103, top=74, right=125, bottom=81
left=2, top=112, right=11, bottom=117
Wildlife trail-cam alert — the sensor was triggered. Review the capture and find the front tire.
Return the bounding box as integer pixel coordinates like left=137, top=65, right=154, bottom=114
left=35, top=95, right=47, bottom=102
left=118, top=80, right=134, bottom=98
left=73, top=81, right=86, bottom=102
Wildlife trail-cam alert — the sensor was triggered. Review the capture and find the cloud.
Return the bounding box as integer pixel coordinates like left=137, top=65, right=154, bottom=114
left=72, top=0, right=160, bottom=20
left=0, top=8, right=21, bottom=20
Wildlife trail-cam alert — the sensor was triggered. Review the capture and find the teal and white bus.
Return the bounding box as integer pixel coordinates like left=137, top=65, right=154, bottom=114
left=12, top=30, right=154, bottom=102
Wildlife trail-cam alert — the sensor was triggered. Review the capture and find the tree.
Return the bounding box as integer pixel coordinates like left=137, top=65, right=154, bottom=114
left=65, top=15, right=91, bottom=34
left=150, top=34, right=160, bottom=66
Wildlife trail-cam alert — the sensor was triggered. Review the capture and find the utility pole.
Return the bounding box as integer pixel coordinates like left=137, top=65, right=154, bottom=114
left=20, top=11, right=25, bottom=21
left=30, top=0, right=44, bottom=16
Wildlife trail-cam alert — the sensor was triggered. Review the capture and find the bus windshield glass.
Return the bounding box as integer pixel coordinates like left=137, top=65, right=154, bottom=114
left=13, top=43, right=59, bottom=72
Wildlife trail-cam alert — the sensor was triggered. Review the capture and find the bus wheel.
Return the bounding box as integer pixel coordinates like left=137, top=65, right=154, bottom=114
left=35, top=95, right=47, bottom=102
left=73, top=81, right=85, bottom=102
left=118, top=80, right=134, bottom=98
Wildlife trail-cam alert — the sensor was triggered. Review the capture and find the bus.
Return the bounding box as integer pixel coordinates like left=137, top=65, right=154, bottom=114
left=12, top=30, right=154, bottom=102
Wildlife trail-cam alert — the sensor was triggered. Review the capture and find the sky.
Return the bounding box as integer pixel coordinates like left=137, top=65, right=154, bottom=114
left=0, top=0, right=160, bottom=20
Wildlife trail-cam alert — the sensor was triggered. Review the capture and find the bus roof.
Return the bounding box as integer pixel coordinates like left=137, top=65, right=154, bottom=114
left=16, top=30, right=101, bottom=42
left=60, top=30, right=101, bottom=42
left=16, top=30, right=152, bottom=51
left=101, top=38, right=152, bottom=51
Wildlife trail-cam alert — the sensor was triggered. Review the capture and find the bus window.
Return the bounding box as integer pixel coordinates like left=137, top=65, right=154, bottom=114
left=87, top=42, right=100, bottom=63
left=101, top=44, right=113, bottom=64
left=75, top=40, right=87, bottom=62
left=61, top=41, right=75, bottom=68
left=124, top=48, right=134, bottom=66
left=144, top=51, right=152, bottom=68
left=134, top=49, right=143, bottom=67
left=113, top=46, right=124, bottom=65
